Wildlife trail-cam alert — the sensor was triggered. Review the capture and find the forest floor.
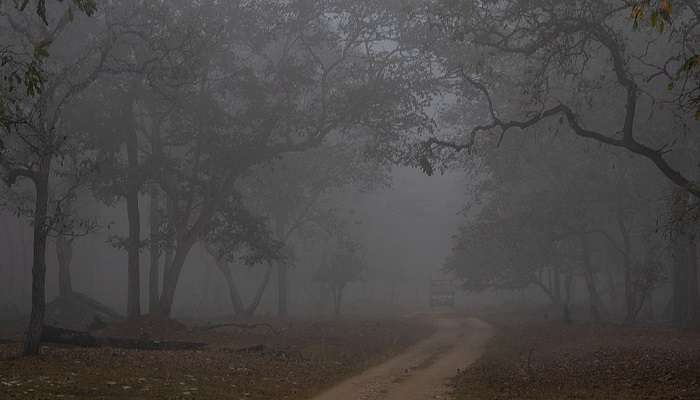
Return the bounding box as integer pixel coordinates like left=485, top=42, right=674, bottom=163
left=452, top=311, right=700, bottom=400
left=0, top=315, right=433, bottom=399
left=310, top=315, right=491, bottom=400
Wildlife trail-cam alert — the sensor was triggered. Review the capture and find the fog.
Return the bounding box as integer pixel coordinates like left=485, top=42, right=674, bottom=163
left=1, top=3, right=699, bottom=393
left=1, top=164, right=465, bottom=318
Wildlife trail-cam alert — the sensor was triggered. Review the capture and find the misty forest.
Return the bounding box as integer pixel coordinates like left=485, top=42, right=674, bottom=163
left=1, top=0, right=700, bottom=399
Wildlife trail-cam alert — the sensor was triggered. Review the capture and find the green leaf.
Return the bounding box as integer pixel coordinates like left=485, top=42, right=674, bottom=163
left=23, top=61, right=44, bottom=96
left=36, top=0, right=48, bottom=25
left=18, top=0, right=31, bottom=12
left=33, top=40, right=52, bottom=59
left=679, top=55, right=699, bottom=73
left=418, top=156, right=434, bottom=176
left=73, top=0, right=97, bottom=17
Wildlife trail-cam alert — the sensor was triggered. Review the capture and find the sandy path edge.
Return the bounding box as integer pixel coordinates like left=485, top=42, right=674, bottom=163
left=309, top=316, right=493, bottom=400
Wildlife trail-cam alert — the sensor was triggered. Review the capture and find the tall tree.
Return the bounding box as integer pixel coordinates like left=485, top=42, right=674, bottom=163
left=421, top=0, right=700, bottom=196
left=203, top=195, right=282, bottom=318
left=313, top=226, right=367, bottom=317
left=0, top=2, right=113, bottom=355
left=140, top=0, right=433, bottom=317
left=245, top=144, right=387, bottom=316
left=446, top=130, right=669, bottom=323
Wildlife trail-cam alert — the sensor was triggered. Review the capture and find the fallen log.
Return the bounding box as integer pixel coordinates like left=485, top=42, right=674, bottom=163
left=194, top=322, right=282, bottom=335
left=41, top=325, right=206, bottom=351
left=223, top=344, right=306, bottom=361
left=235, top=343, right=267, bottom=353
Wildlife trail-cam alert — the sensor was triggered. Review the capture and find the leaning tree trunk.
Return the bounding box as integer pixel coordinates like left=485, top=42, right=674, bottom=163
left=215, top=259, right=274, bottom=318
left=159, top=236, right=197, bottom=317
left=148, top=186, right=161, bottom=314
left=56, top=235, right=74, bottom=298
left=24, top=159, right=51, bottom=356
left=244, top=263, right=273, bottom=317
left=215, top=259, right=246, bottom=315
left=158, top=182, right=226, bottom=318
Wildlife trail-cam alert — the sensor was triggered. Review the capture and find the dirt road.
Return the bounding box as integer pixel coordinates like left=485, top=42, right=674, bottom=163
left=310, top=316, right=492, bottom=400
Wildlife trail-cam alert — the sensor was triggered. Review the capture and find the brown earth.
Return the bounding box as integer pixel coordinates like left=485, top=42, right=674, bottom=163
left=0, top=316, right=433, bottom=400
left=311, top=315, right=492, bottom=400
left=452, top=319, right=700, bottom=400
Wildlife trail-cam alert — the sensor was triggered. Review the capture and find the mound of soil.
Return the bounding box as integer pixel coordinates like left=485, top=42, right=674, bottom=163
left=94, top=314, right=187, bottom=340
left=45, top=292, right=122, bottom=331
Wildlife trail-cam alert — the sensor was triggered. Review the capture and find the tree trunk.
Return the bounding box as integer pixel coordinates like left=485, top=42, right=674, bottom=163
left=214, top=257, right=274, bottom=318
left=643, top=287, right=655, bottom=321
left=23, top=159, right=50, bottom=356
left=215, top=259, right=245, bottom=315
left=332, top=285, right=344, bottom=317
left=549, top=266, right=563, bottom=320
left=157, top=171, right=229, bottom=317
left=159, top=237, right=196, bottom=317
left=581, top=235, right=603, bottom=322
left=161, top=196, right=175, bottom=299
left=125, top=177, right=141, bottom=319
left=618, top=211, right=636, bottom=324
left=148, top=186, right=161, bottom=314
left=125, top=97, right=142, bottom=319
left=245, top=263, right=273, bottom=317
left=563, top=269, right=574, bottom=323
left=671, top=188, right=690, bottom=327
left=277, top=262, right=288, bottom=317
left=318, top=283, right=330, bottom=315
left=161, top=241, right=173, bottom=298
left=564, top=270, right=573, bottom=305
left=56, top=236, right=74, bottom=298
left=554, top=266, right=562, bottom=304
left=687, top=233, right=699, bottom=328
left=606, top=268, right=619, bottom=313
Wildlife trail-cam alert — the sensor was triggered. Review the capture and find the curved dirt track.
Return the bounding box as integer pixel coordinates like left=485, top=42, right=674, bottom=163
left=309, top=315, right=492, bottom=400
